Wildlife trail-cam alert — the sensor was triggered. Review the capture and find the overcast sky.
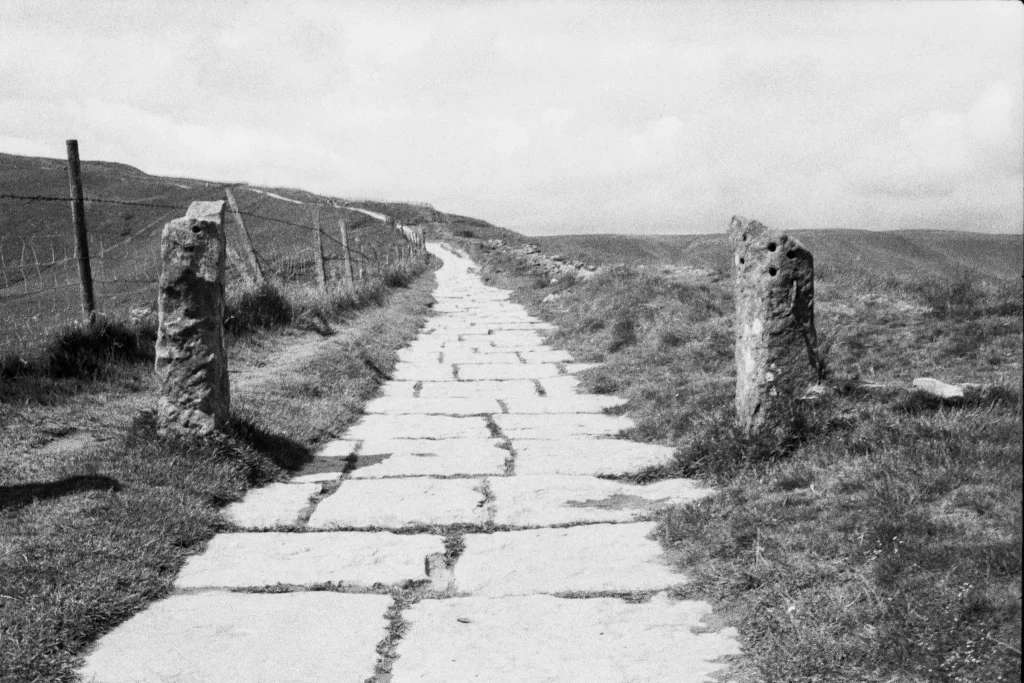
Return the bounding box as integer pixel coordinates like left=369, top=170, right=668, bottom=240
left=1, top=1, right=1021, bottom=235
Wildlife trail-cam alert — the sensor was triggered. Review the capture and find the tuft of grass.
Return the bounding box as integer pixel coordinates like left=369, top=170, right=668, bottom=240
left=225, top=281, right=294, bottom=334
left=1, top=317, right=156, bottom=381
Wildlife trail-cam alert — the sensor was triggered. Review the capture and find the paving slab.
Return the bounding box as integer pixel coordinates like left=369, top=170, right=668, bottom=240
left=222, top=482, right=320, bottom=529
left=80, top=592, right=391, bottom=683
left=463, top=336, right=547, bottom=348
left=349, top=443, right=508, bottom=478
left=518, top=349, right=574, bottom=363
left=495, top=413, right=635, bottom=438
left=513, top=439, right=676, bottom=476
left=391, top=362, right=455, bottom=382
left=457, top=363, right=560, bottom=381
left=356, top=437, right=504, bottom=456
left=535, top=376, right=582, bottom=395
left=394, top=350, right=443, bottom=364
left=348, top=453, right=505, bottom=478
left=307, top=478, right=487, bottom=529
left=364, top=396, right=501, bottom=415
left=443, top=351, right=521, bottom=364
left=291, top=471, right=345, bottom=484
left=378, top=381, right=418, bottom=398
left=390, top=593, right=739, bottom=683
left=502, top=395, right=626, bottom=413
left=343, top=414, right=491, bottom=440
left=488, top=475, right=713, bottom=527
left=175, top=531, right=442, bottom=589
left=417, top=380, right=539, bottom=400
left=318, top=439, right=357, bottom=457
left=454, top=522, right=684, bottom=596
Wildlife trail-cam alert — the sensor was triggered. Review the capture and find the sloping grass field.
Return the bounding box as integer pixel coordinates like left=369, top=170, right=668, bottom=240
left=0, top=151, right=432, bottom=355
left=461, top=230, right=1022, bottom=682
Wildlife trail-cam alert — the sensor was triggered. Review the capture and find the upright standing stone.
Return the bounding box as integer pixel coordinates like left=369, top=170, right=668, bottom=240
left=156, top=200, right=230, bottom=435
left=729, top=216, right=817, bottom=436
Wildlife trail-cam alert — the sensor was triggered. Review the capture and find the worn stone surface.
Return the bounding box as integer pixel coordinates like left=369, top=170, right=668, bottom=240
left=518, top=349, right=574, bottom=363
left=495, top=413, right=635, bottom=438
left=391, top=594, right=739, bottom=683
left=222, top=482, right=320, bottom=528
left=364, top=396, right=501, bottom=415
left=454, top=523, right=684, bottom=596
left=502, top=395, right=626, bottom=414
left=729, top=216, right=817, bottom=436
left=391, top=361, right=455, bottom=382
left=80, top=592, right=391, bottom=683
left=536, top=376, right=582, bottom=396
left=155, top=200, right=230, bottom=435
left=174, top=531, right=442, bottom=588
left=457, top=363, right=561, bottom=381
left=348, top=438, right=508, bottom=477
left=513, top=439, right=675, bottom=476
left=317, top=439, right=357, bottom=457
left=343, top=414, right=491, bottom=440
left=488, top=475, right=713, bottom=527
left=307, top=478, right=487, bottom=528
left=291, top=471, right=344, bottom=484
left=417, top=380, right=539, bottom=400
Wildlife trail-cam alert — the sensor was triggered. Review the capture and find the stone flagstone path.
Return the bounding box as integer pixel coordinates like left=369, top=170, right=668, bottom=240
left=80, top=243, right=740, bottom=682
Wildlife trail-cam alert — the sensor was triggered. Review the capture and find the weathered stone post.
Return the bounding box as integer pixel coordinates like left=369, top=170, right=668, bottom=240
left=729, top=216, right=817, bottom=437
left=155, top=200, right=230, bottom=435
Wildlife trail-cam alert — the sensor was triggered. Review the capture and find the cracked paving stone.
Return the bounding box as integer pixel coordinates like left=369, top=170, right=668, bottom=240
left=80, top=592, right=392, bottom=683
left=174, top=532, right=443, bottom=589
left=342, top=414, right=491, bottom=440
left=494, top=413, right=635, bottom=438
left=390, top=593, right=740, bottom=683
left=454, top=523, right=684, bottom=597
left=487, top=475, right=714, bottom=527
left=222, top=482, right=321, bottom=529
left=512, top=439, right=676, bottom=477
left=307, top=477, right=488, bottom=528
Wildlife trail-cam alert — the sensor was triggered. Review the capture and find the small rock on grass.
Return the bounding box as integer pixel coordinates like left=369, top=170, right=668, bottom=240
left=913, top=377, right=965, bottom=400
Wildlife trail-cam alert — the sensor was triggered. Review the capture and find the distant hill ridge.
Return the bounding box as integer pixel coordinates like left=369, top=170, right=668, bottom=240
left=532, top=229, right=1023, bottom=282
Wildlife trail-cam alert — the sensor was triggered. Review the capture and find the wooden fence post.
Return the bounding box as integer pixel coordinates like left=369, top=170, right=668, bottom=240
left=224, top=187, right=264, bottom=285
left=312, top=204, right=327, bottom=292
left=338, top=218, right=355, bottom=293
left=65, top=139, right=96, bottom=322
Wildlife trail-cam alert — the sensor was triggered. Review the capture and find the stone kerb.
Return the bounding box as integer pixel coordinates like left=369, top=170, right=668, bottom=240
left=155, top=200, right=230, bottom=435
left=729, top=215, right=817, bottom=436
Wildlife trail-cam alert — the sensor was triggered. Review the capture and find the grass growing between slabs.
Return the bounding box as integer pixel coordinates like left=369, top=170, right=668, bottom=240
left=0, top=258, right=436, bottom=683
left=463, top=236, right=1022, bottom=683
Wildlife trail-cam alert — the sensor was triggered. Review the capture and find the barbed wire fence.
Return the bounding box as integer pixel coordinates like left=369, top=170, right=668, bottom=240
left=0, top=144, right=429, bottom=359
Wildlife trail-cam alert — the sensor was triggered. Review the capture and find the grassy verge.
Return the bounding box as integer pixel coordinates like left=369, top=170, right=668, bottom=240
left=0, top=257, right=436, bottom=683
left=462, top=237, right=1022, bottom=682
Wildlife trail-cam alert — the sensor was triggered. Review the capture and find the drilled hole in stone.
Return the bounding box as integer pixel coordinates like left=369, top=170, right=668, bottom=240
left=768, top=266, right=777, bottom=276
left=767, top=242, right=777, bottom=252
left=739, top=257, right=745, bottom=265
left=191, top=224, right=202, bottom=233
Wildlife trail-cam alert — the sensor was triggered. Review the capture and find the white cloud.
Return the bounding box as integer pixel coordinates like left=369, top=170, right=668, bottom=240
left=0, top=0, right=1021, bottom=235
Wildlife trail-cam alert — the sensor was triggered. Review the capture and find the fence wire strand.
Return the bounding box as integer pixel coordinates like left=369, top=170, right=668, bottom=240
left=1, top=188, right=427, bottom=357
